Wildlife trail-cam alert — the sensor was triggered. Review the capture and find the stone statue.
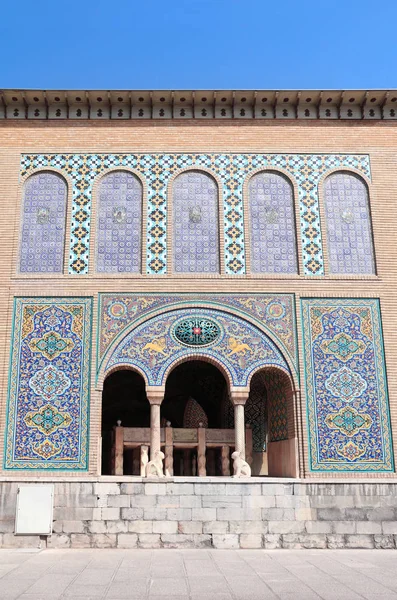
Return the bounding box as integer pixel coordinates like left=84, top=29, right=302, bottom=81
left=231, top=451, right=251, bottom=478
left=145, top=450, right=165, bottom=477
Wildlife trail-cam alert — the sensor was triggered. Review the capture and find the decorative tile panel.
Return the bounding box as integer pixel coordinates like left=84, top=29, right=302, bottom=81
left=20, top=172, right=67, bottom=273
left=4, top=298, right=92, bottom=470
left=96, top=171, right=142, bottom=273
left=98, top=293, right=297, bottom=376
left=302, top=298, right=393, bottom=471
left=324, top=173, right=375, bottom=274
left=105, top=307, right=290, bottom=387
left=20, top=153, right=371, bottom=275
left=173, top=171, right=219, bottom=273
left=249, top=172, right=297, bottom=273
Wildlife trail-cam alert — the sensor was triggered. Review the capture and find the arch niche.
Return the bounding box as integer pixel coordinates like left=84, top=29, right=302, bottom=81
left=101, top=306, right=299, bottom=478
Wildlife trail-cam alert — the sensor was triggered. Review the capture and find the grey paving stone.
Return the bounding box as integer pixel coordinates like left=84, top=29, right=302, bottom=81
left=106, top=578, right=149, bottom=598
left=63, top=583, right=108, bottom=597
left=149, top=578, right=188, bottom=595
left=188, top=575, right=228, bottom=594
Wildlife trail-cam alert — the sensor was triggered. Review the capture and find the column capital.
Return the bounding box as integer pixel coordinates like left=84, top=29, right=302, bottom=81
left=146, top=386, right=165, bottom=405
left=230, top=388, right=250, bottom=406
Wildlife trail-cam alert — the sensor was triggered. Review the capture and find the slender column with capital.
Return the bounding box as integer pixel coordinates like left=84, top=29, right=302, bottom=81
left=146, top=387, right=165, bottom=477
left=231, top=390, right=249, bottom=461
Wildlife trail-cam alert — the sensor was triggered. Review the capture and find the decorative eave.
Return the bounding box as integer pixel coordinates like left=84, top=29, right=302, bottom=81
left=1, top=89, right=397, bottom=121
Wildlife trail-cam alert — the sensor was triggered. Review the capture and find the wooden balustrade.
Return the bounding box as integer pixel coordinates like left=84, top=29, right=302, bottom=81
left=111, top=424, right=253, bottom=476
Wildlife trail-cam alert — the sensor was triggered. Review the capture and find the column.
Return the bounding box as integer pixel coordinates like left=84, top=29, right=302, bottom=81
left=231, top=390, right=249, bottom=460
left=146, top=387, right=164, bottom=476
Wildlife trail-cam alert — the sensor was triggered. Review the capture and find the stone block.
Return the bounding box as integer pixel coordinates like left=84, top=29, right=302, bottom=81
left=117, top=533, right=138, bottom=548
left=92, top=534, right=117, bottom=548
left=71, top=534, right=92, bottom=548
left=202, top=521, right=228, bottom=534
left=317, top=508, right=345, bottom=521
left=53, top=507, right=94, bottom=520
left=47, top=534, right=71, bottom=548
left=295, top=508, right=317, bottom=521
left=333, top=521, right=356, bottom=534
left=101, top=507, right=120, bottom=520
left=298, top=534, right=327, bottom=549
left=54, top=494, right=98, bottom=508
left=138, top=533, right=161, bottom=548
left=94, top=482, right=120, bottom=496
left=180, top=495, right=202, bottom=508
left=202, top=495, right=241, bottom=508
left=166, top=508, right=192, bottom=521
left=229, top=521, right=267, bottom=534
left=0, top=519, right=15, bottom=533
left=143, top=507, right=167, bottom=520
left=217, top=507, right=261, bottom=521
left=128, top=521, right=153, bottom=533
left=166, top=483, right=194, bottom=495
left=382, top=521, right=397, bottom=534
left=156, top=495, right=180, bottom=508
left=131, top=495, right=157, bottom=508
left=212, top=534, right=239, bottom=549
left=242, top=496, right=275, bottom=508
left=263, top=534, right=282, bottom=549
left=239, top=534, right=262, bottom=548
left=107, top=495, right=130, bottom=508
left=194, top=483, right=226, bottom=495
left=305, top=521, right=332, bottom=534
left=375, top=535, right=395, bottom=549
left=88, top=521, right=107, bottom=534
left=356, top=521, right=382, bottom=534
left=2, top=533, right=41, bottom=548
left=106, top=521, right=128, bottom=534
left=262, top=508, right=295, bottom=521
left=367, top=507, right=395, bottom=521
left=121, top=507, right=144, bottom=520
left=145, top=483, right=167, bottom=495
left=97, top=495, right=108, bottom=508
left=262, top=483, right=293, bottom=495
left=62, top=520, right=85, bottom=533
left=193, top=534, right=212, bottom=547
left=161, top=534, right=195, bottom=548
left=276, top=495, right=310, bottom=508
left=191, top=508, right=216, bottom=521
left=344, top=508, right=367, bottom=521
left=268, top=521, right=305, bottom=534
left=309, top=495, right=354, bottom=509
left=153, top=521, right=178, bottom=534
left=281, top=533, right=302, bottom=549
left=52, top=520, right=63, bottom=534
left=345, top=534, right=375, bottom=549
left=120, top=483, right=144, bottom=494
left=178, top=521, right=203, bottom=534
left=225, top=484, right=261, bottom=496
left=326, top=534, right=345, bottom=549
left=55, top=482, right=93, bottom=496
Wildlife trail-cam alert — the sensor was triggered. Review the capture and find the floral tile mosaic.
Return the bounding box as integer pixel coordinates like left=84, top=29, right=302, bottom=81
left=20, top=153, right=371, bottom=276
left=4, top=298, right=92, bottom=470
left=301, top=298, right=393, bottom=471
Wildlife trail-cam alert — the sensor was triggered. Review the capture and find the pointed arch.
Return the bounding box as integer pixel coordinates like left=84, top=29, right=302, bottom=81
left=248, top=171, right=298, bottom=274
left=19, top=171, right=68, bottom=273
left=172, top=170, right=220, bottom=273
left=323, top=171, right=376, bottom=274
left=96, top=170, right=143, bottom=273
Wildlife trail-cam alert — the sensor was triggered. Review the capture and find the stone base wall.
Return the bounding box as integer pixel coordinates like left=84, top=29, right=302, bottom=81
left=1, top=479, right=397, bottom=549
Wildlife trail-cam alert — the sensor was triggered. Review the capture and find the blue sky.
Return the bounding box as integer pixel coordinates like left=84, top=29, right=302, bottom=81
left=1, top=0, right=395, bottom=90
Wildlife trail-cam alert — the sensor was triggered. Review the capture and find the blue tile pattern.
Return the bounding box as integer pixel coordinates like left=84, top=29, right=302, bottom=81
left=20, top=172, right=67, bottom=273
left=4, top=298, right=92, bottom=470
left=249, top=172, right=297, bottom=273
left=96, top=171, right=142, bottom=273
left=302, top=298, right=393, bottom=471
left=20, top=153, right=371, bottom=276
left=173, top=171, right=219, bottom=273
left=106, top=307, right=290, bottom=388
left=324, top=173, right=375, bottom=274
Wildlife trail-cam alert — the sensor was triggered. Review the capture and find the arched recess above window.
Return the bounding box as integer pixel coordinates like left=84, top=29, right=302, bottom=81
left=20, top=171, right=67, bottom=274
left=249, top=172, right=298, bottom=274
left=324, top=172, right=375, bottom=275
left=96, top=171, right=142, bottom=273
left=173, top=171, right=220, bottom=274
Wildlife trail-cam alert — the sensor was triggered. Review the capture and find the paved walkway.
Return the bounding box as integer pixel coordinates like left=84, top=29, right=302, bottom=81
left=1, top=549, right=397, bottom=599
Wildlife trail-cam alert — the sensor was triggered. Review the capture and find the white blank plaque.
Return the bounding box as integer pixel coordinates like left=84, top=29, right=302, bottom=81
left=15, top=485, right=54, bottom=535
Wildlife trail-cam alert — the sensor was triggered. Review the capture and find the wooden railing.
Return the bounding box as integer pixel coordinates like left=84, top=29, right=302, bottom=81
left=112, top=424, right=253, bottom=477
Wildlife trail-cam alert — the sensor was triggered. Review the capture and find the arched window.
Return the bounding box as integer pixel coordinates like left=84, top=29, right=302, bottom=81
left=20, top=172, right=67, bottom=273
left=96, top=171, right=142, bottom=273
left=173, top=171, right=220, bottom=273
left=249, top=172, right=298, bottom=274
left=324, top=172, right=375, bottom=274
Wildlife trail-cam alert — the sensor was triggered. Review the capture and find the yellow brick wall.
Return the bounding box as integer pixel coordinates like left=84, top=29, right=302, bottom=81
left=0, top=119, right=396, bottom=479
